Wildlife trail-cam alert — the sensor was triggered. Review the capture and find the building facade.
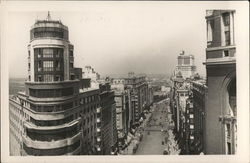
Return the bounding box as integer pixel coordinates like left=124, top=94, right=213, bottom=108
left=110, top=79, right=130, bottom=149
left=184, top=80, right=207, bottom=154
left=124, top=72, right=149, bottom=126
left=82, top=66, right=100, bottom=88
left=204, top=10, right=236, bottom=154
left=174, top=51, right=196, bottom=80
left=99, top=83, right=117, bottom=155
left=9, top=14, right=111, bottom=156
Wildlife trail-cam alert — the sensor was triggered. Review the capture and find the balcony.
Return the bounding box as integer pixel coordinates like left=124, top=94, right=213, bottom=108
left=97, top=137, right=101, bottom=142
left=65, top=143, right=81, bottom=155
left=23, top=131, right=81, bottom=149
left=96, top=107, right=101, bottom=113
left=24, top=117, right=80, bottom=131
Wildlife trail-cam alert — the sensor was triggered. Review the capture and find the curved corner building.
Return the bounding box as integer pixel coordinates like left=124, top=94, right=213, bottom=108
left=9, top=14, right=102, bottom=156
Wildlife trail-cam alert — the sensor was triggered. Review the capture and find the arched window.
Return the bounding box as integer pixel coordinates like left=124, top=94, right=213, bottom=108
left=227, top=77, right=236, bottom=117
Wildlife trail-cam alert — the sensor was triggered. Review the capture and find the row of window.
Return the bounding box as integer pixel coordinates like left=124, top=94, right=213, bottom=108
left=79, top=95, right=99, bottom=105
left=82, top=124, right=96, bottom=138
left=82, top=113, right=96, bottom=126
left=37, top=60, right=62, bottom=72
left=36, top=74, right=63, bottom=82
left=179, top=93, right=188, bottom=97
left=27, top=125, right=78, bottom=142
left=30, top=101, right=74, bottom=112
left=32, top=29, right=66, bottom=40
left=34, top=48, right=63, bottom=58
left=29, top=87, right=74, bottom=98
left=30, top=115, right=74, bottom=127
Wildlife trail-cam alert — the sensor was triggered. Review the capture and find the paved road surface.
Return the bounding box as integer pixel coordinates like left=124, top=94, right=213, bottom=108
left=135, top=99, right=170, bottom=155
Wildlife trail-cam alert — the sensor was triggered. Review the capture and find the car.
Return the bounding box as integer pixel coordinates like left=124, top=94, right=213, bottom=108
left=163, top=149, right=168, bottom=155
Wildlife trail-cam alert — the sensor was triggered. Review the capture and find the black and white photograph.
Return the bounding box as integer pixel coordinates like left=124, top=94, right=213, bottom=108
left=0, top=1, right=249, bottom=163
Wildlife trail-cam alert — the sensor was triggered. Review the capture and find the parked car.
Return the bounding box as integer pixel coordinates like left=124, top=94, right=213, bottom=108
left=163, top=149, right=168, bottom=155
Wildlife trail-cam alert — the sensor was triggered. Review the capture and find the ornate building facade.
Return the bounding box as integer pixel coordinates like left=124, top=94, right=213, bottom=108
left=204, top=10, right=236, bottom=154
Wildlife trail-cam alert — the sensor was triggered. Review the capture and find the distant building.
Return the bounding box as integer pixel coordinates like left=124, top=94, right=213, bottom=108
left=99, top=83, right=117, bottom=155
left=174, top=51, right=196, bottom=80
left=185, top=80, right=207, bottom=154
left=124, top=73, right=149, bottom=125
left=82, top=66, right=100, bottom=88
left=161, top=86, right=171, bottom=93
left=82, top=66, right=100, bottom=81
left=108, top=74, right=153, bottom=150
left=171, top=52, right=200, bottom=154
left=204, top=10, right=236, bottom=154
left=113, top=89, right=130, bottom=149
left=170, top=70, right=190, bottom=154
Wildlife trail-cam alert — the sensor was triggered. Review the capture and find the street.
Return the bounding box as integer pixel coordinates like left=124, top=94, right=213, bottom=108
left=134, top=98, right=179, bottom=155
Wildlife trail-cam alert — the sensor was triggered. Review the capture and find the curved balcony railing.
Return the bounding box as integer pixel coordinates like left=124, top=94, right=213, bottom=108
left=23, top=131, right=81, bottom=149
left=64, top=143, right=81, bottom=155
left=24, top=117, right=80, bottom=131
left=23, top=139, right=80, bottom=156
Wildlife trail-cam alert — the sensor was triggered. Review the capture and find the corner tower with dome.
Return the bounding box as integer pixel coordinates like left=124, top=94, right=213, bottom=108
left=9, top=12, right=113, bottom=156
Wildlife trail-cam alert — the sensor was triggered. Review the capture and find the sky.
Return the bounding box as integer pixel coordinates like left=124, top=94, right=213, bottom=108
left=5, top=2, right=212, bottom=78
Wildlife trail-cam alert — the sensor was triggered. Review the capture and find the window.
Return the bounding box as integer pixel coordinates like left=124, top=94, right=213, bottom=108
left=55, top=61, right=60, bottom=71
left=223, top=13, right=230, bottom=26
left=33, top=27, right=64, bottom=39
left=207, top=20, right=214, bottom=44
left=28, top=63, right=30, bottom=71
left=69, top=50, right=73, bottom=57
left=62, top=87, right=74, bottom=96
left=62, top=102, right=73, bottom=110
left=224, top=50, right=229, bottom=57
left=38, top=75, right=42, bottom=82
left=43, top=61, right=53, bottom=71
left=56, top=49, right=63, bottom=58
left=43, top=49, right=53, bottom=58
left=227, top=142, right=231, bottom=154
left=225, top=31, right=230, bottom=46
left=189, top=114, right=194, bottom=118
left=28, top=51, right=30, bottom=58
left=70, top=62, right=73, bottom=68
left=34, top=48, right=42, bottom=58
left=28, top=75, right=31, bottom=81
left=38, top=61, right=42, bottom=71
left=44, top=74, right=54, bottom=82
left=55, top=75, right=61, bottom=81
left=190, top=125, right=194, bottom=129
